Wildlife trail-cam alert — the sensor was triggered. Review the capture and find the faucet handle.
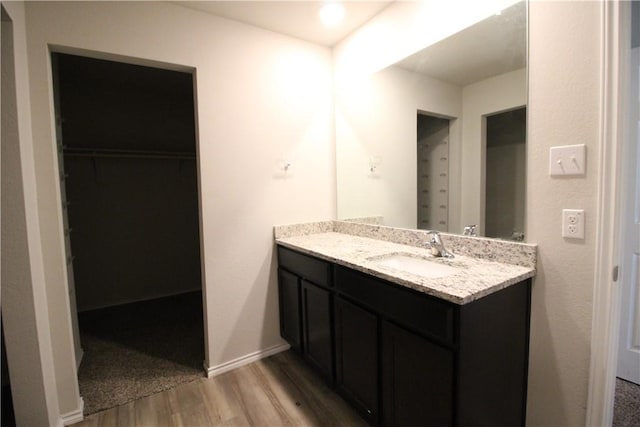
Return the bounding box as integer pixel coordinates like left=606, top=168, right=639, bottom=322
left=463, top=224, right=477, bottom=236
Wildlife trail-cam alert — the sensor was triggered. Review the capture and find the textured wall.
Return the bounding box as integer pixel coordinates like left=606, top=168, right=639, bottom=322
left=526, top=2, right=601, bottom=425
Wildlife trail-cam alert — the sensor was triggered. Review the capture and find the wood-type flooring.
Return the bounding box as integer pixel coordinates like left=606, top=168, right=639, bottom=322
left=73, top=350, right=367, bottom=427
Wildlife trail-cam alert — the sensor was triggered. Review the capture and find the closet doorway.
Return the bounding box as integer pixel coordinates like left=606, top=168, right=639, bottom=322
left=484, top=107, right=526, bottom=241
left=52, top=53, right=205, bottom=415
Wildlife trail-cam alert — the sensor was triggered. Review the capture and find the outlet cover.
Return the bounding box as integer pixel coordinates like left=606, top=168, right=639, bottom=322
left=562, top=209, right=585, bottom=239
left=549, top=144, right=586, bottom=176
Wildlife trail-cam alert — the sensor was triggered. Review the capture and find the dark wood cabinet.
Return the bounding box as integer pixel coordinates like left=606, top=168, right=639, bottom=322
left=277, top=246, right=335, bottom=381
left=277, top=245, right=531, bottom=427
left=334, top=265, right=454, bottom=344
left=334, top=296, right=379, bottom=425
left=381, top=320, right=453, bottom=427
left=301, top=280, right=333, bottom=380
left=277, top=268, right=302, bottom=352
left=456, top=281, right=531, bottom=427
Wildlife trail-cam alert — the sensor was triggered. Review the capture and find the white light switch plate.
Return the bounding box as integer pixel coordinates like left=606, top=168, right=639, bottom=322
left=549, top=144, right=586, bottom=176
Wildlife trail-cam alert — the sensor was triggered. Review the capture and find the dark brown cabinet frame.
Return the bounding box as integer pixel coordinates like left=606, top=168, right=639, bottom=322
left=277, top=245, right=531, bottom=427
left=334, top=295, right=380, bottom=425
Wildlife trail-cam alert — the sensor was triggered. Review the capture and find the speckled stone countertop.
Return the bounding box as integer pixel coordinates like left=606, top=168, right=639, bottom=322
left=275, top=222, right=536, bottom=305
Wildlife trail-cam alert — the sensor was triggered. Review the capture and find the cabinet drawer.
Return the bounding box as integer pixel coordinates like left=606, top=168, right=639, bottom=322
left=278, top=246, right=332, bottom=288
left=335, top=265, right=455, bottom=344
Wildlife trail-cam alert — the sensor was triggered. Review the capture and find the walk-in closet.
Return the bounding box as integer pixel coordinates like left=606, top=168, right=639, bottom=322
left=52, top=53, right=205, bottom=414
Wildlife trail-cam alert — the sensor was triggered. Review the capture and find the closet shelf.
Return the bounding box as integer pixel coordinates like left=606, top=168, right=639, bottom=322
left=63, top=147, right=196, bottom=160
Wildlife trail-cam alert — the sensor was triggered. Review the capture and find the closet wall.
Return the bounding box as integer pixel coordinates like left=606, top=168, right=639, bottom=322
left=56, top=53, right=201, bottom=312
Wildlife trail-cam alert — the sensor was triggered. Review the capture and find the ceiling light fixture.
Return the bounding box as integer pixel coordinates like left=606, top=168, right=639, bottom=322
left=319, top=2, right=345, bottom=27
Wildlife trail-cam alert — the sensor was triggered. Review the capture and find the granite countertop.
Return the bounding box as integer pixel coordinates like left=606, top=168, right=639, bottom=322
left=276, top=231, right=535, bottom=305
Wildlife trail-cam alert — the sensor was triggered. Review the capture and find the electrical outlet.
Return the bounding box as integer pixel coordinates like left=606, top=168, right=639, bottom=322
left=562, top=209, right=585, bottom=239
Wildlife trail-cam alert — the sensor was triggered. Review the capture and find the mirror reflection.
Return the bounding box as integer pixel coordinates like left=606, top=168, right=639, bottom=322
left=335, top=0, right=527, bottom=241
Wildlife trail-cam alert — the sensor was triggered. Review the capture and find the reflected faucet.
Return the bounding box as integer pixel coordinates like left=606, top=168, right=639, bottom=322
left=463, top=224, right=477, bottom=237
left=511, top=231, right=525, bottom=241
left=427, top=231, right=454, bottom=258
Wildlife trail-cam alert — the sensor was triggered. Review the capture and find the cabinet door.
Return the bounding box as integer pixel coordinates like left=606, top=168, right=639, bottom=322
left=302, top=280, right=333, bottom=380
left=382, top=321, right=453, bottom=427
left=335, top=297, right=379, bottom=425
left=278, top=268, right=301, bottom=352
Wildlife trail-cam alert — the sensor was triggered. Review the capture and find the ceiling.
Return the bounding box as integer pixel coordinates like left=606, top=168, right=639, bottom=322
left=173, top=1, right=526, bottom=85
left=174, top=1, right=393, bottom=47
left=396, top=1, right=526, bottom=86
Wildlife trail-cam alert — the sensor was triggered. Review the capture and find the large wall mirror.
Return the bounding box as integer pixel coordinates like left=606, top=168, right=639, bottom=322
left=335, top=0, right=527, bottom=241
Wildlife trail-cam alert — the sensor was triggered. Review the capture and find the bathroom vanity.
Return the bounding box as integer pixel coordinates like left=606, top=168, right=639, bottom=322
left=275, top=221, right=536, bottom=427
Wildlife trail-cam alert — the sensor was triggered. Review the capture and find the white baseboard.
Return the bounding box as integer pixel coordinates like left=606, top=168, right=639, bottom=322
left=204, top=343, right=290, bottom=378
left=61, top=397, right=84, bottom=426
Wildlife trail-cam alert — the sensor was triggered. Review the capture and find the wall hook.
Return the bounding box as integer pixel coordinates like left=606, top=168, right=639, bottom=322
left=369, top=156, right=381, bottom=176
left=275, top=159, right=293, bottom=178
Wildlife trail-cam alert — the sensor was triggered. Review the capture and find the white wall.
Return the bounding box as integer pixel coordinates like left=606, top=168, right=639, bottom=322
left=22, top=0, right=335, bottom=417
left=527, top=1, right=601, bottom=425
left=460, top=68, right=527, bottom=234
left=335, top=65, right=461, bottom=229
left=1, top=2, right=61, bottom=425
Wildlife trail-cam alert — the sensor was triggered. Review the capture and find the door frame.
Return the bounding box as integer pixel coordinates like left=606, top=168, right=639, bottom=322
left=586, top=0, right=632, bottom=424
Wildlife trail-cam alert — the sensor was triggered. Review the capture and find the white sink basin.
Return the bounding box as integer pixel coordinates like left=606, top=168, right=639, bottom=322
left=370, top=253, right=458, bottom=279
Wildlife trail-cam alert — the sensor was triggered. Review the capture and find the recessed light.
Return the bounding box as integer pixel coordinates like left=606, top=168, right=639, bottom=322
left=319, top=2, right=345, bottom=27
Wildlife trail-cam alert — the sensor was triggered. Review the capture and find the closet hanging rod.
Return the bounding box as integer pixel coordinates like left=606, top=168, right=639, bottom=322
left=64, top=152, right=196, bottom=160
left=63, top=147, right=196, bottom=160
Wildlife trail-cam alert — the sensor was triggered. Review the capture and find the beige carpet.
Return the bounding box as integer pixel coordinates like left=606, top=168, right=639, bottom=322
left=77, top=291, right=205, bottom=415
left=613, top=377, right=640, bottom=427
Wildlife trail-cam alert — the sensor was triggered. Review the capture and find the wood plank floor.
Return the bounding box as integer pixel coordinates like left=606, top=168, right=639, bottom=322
left=73, top=350, right=368, bottom=427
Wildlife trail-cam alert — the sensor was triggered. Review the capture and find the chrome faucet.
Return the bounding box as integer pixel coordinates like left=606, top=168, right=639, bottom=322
left=463, top=224, right=477, bottom=237
left=427, top=231, right=454, bottom=258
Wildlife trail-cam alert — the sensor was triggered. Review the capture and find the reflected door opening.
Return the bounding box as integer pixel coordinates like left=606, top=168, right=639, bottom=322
left=417, top=114, right=450, bottom=231
left=484, top=107, right=526, bottom=241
